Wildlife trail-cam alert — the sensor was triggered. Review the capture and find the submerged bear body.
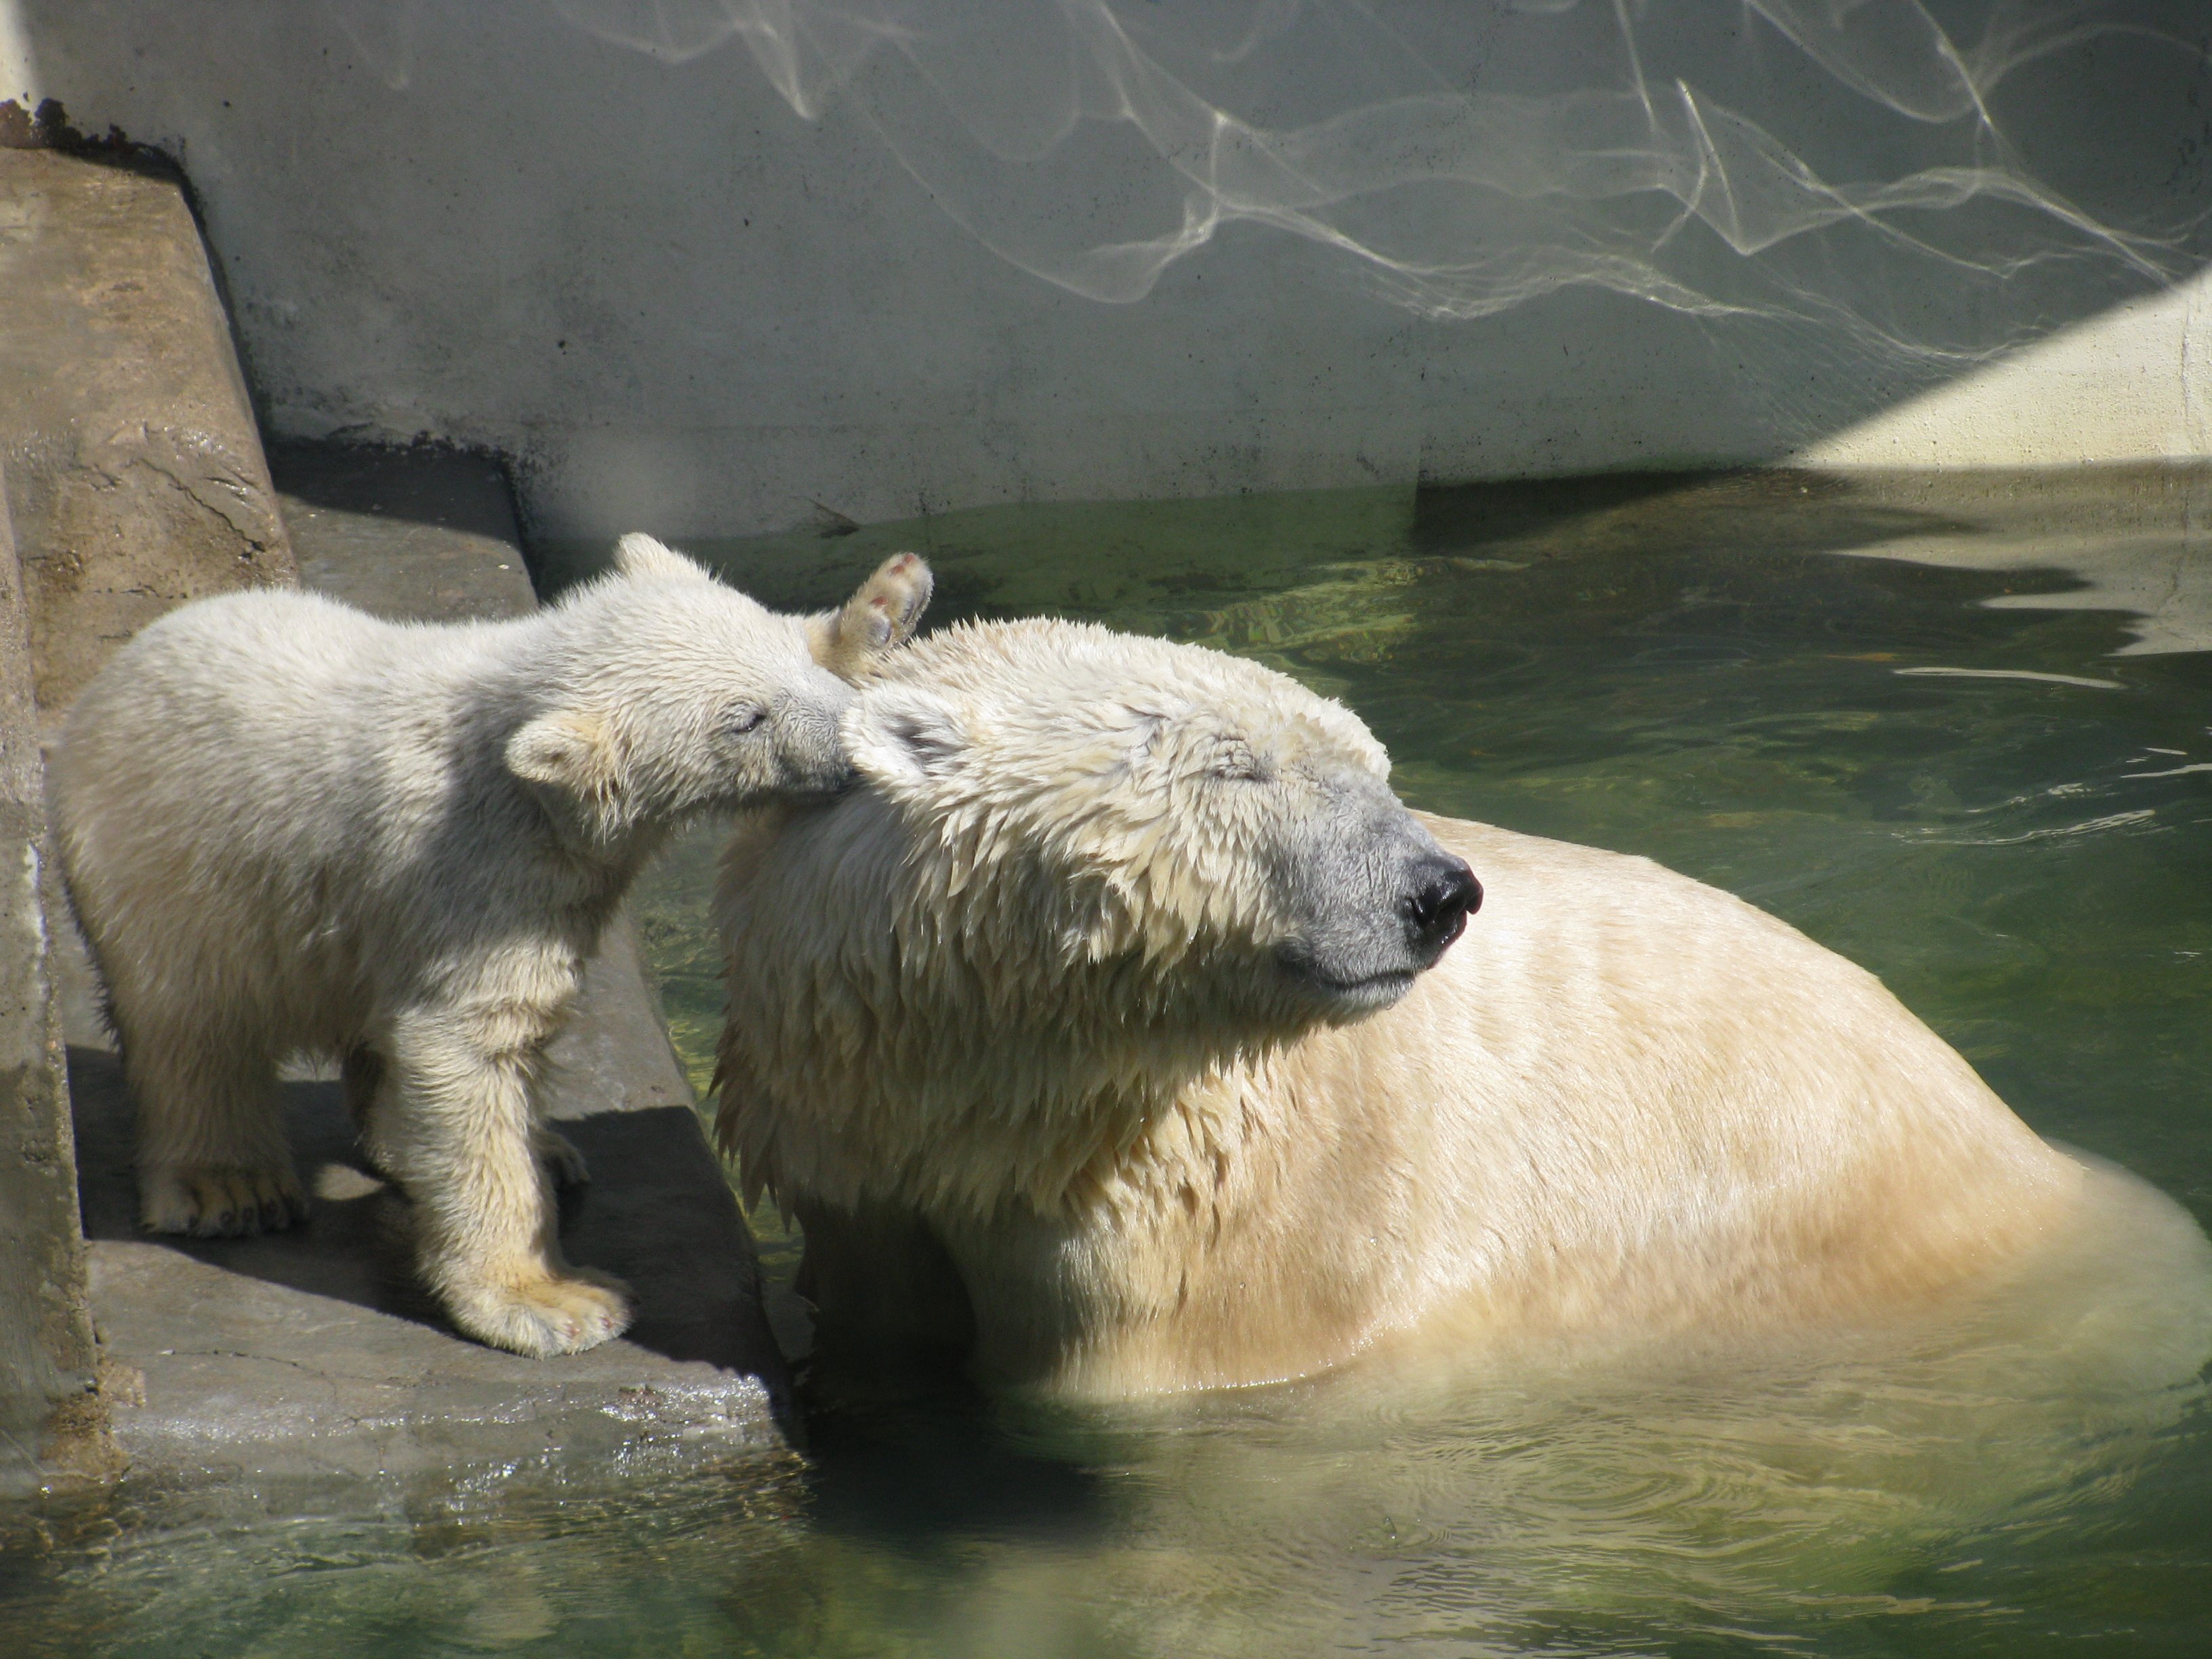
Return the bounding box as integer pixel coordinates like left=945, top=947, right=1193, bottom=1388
left=716, top=618, right=2200, bottom=1397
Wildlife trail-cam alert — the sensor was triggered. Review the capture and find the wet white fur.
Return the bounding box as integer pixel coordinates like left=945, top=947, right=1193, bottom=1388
left=54, top=541, right=928, bottom=1358
left=714, top=619, right=2124, bottom=1397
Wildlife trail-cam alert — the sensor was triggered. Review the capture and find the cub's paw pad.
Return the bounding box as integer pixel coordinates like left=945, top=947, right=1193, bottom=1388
left=452, top=1271, right=633, bottom=1357
left=836, top=552, right=932, bottom=659
left=141, top=1167, right=309, bottom=1238
left=858, top=551, right=932, bottom=641
left=535, top=1126, right=591, bottom=1188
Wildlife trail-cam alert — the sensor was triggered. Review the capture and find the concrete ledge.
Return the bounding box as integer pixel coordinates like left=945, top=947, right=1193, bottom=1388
left=1, top=148, right=788, bottom=1498
left=270, top=439, right=535, bottom=623
left=69, top=1050, right=784, bottom=1485
left=0, top=148, right=293, bottom=721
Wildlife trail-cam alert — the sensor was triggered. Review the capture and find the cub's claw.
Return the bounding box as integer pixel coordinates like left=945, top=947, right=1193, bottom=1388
left=141, top=1166, right=310, bottom=1237
left=447, top=1269, right=633, bottom=1357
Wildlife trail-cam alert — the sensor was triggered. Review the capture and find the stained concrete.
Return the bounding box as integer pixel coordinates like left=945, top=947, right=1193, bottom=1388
left=0, top=147, right=293, bottom=721
left=0, top=455, right=96, bottom=1502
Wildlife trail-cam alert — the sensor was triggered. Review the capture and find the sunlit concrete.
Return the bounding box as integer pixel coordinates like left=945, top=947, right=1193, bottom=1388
left=1799, top=266, right=2212, bottom=471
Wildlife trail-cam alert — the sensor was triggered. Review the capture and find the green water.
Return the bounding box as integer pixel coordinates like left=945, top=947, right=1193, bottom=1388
left=12, top=470, right=2212, bottom=1656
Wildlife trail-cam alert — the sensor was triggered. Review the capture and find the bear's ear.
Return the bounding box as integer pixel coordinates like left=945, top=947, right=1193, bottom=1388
left=506, top=708, right=626, bottom=815
left=844, top=684, right=968, bottom=794
left=612, top=533, right=712, bottom=583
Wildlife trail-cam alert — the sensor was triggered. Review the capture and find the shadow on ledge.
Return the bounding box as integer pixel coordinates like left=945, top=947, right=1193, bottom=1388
left=68, top=1044, right=787, bottom=1411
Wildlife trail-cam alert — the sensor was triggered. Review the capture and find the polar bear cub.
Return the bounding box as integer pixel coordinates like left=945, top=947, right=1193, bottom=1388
left=712, top=618, right=2200, bottom=1397
left=54, top=536, right=929, bottom=1358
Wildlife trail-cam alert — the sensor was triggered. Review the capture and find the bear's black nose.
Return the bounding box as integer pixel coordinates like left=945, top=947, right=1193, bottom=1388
left=1401, top=856, right=1482, bottom=954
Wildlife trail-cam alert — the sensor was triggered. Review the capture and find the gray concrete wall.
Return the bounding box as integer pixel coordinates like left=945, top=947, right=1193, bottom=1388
left=5, top=2, right=2209, bottom=541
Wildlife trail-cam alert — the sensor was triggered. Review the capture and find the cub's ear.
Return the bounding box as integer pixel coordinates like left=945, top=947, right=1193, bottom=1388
left=813, top=552, right=934, bottom=682
left=506, top=708, right=625, bottom=814
left=613, top=533, right=712, bottom=583
left=844, top=684, right=967, bottom=793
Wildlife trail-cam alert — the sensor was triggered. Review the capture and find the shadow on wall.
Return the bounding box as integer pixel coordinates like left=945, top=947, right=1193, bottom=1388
left=7, top=1, right=2210, bottom=537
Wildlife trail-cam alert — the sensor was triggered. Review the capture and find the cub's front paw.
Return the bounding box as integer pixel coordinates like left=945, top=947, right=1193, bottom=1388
left=141, top=1165, right=309, bottom=1237
left=448, top=1269, right=632, bottom=1357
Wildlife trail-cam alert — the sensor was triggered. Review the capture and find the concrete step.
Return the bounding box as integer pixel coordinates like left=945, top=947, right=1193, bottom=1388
left=0, top=147, right=294, bottom=726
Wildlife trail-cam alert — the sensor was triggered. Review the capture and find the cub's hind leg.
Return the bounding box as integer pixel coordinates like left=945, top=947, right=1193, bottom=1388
left=127, top=1019, right=306, bottom=1237
left=533, top=1123, right=590, bottom=1188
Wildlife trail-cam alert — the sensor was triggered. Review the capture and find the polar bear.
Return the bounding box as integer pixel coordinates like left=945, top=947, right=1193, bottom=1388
left=53, top=536, right=929, bottom=1358
left=712, top=617, right=2204, bottom=1398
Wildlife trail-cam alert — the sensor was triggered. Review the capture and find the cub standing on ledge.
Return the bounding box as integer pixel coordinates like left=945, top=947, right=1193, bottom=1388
left=53, top=536, right=929, bottom=1358
left=713, top=619, right=2210, bottom=1397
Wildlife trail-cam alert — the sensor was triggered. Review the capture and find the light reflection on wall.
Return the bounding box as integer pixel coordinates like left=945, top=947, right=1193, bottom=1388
left=529, top=0, right=2207, bottom=369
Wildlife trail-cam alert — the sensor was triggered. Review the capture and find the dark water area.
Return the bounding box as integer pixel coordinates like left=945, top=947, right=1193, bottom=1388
left=11, top=468, right=2212, bottom=1656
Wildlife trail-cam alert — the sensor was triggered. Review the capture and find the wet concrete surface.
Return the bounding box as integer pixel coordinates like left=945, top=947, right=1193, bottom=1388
left=69, top=1048, right=785, bottom=1484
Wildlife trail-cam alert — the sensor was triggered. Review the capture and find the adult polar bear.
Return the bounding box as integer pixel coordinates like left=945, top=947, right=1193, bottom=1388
left=54, top=537, right=928, bottom=1358
left=714, top=618, right=2208, bottom=1398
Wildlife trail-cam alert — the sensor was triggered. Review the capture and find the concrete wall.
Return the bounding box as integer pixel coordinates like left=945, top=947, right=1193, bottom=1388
left=0, top=455, right=94, bottom=1499
left=6, top=2, right=2210, bottom=540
